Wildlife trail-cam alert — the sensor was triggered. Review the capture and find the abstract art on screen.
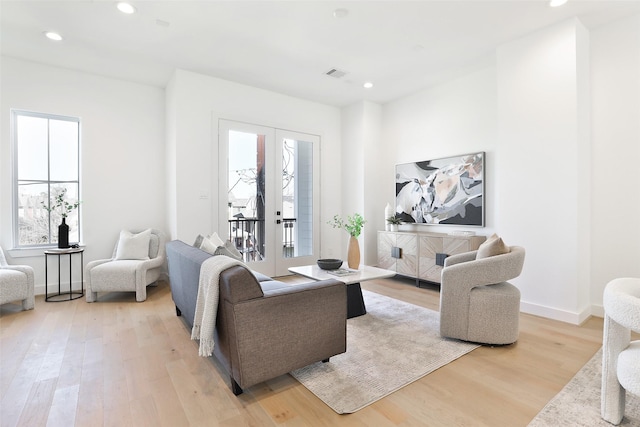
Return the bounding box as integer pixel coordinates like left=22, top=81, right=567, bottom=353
left=395, top=152, right=484, bottom=226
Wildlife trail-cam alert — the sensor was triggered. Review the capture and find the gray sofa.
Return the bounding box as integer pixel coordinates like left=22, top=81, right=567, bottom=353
left=166, top=240, right=347, bottom=395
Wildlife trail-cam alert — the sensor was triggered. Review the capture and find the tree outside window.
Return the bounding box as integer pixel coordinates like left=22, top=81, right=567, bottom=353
left=12, top=110, right=81, bottom=247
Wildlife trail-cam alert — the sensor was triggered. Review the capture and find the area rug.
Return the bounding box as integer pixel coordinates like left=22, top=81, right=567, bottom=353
left=290, top=290, right=479, bottom=414
left=528, top=348, right=640, bottom=426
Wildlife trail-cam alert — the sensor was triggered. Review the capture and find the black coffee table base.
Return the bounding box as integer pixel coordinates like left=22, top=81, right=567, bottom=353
left=347, top=282, right=366, bottom=319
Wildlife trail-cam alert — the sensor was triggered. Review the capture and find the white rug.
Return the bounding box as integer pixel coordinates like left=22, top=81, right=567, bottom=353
left=290, top=290, right=479, bottom=414
left=528, top=348, right=640, bottom=426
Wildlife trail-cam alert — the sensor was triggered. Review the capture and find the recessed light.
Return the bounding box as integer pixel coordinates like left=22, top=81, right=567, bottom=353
left=363, top=82, right=374, bottom=89
left=117, top=2, right=137, bottom=14
left=549, top=0, right=568, bottom=7
left=44, top=31, right=63, bottom=41
left=333, top=8, right=349, bottom=18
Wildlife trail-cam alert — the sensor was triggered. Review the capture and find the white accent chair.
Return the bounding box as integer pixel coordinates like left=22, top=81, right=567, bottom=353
left=601, top=277, right=640, bottom=425
left=0, top=246, right=35, bottom=310
left=86, top=229, right=166, bottom=302
left=439, top=246, right=525, bottom=345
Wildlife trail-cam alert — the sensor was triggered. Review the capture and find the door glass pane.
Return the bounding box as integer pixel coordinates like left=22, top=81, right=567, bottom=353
left=228, top=130, right=265, bottom=262
left=282, top=138, right=313, bottom=258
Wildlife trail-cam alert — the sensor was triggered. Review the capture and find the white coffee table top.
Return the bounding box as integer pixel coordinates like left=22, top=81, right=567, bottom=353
left=288, top=264, right=396, bottom=285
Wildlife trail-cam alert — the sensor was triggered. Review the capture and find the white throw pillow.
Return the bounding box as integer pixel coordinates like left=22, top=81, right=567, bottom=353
left=199, top=235, right=219, bottom=255
left=213, top=240, right=243, bottom=261
left=115, top=229, right=151, bottom=260
left=207, top=232, right=225, bottom=248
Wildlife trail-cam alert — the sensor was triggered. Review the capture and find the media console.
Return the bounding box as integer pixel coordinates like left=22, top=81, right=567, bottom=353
left=377, top=230, right=486, bottom=286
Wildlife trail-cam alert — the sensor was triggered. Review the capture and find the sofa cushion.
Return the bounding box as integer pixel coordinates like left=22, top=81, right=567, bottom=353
left=195, top=234, right=243, bottom=261
left=213, top=241, right=243, bottom=261
left=252, top=271, right=273, bottom=283
left=260, top=280, right=291, bottom=292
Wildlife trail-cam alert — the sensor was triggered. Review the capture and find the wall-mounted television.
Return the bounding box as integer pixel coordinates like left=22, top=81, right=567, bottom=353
left=395, top=152, right=484, bottom=227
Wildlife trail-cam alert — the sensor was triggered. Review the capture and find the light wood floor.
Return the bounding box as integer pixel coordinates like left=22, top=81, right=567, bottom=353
left=1, top=276, right=605, bottom=427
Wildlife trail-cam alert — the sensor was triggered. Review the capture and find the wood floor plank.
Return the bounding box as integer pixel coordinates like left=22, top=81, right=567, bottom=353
left=16, top=377, right=58, bottom=427
left=74, top=377, right=103, bottom=427
left=129, top=395, right=161, bottom=427
left=1, top=279, right=611, bottom=426
left=46, top=383, right=80, bottom=427
left=165, top=358, right=225, bottom=425
left=103, top=375, right=133, bottom=427
left=147, top=374, right=191, bottom=427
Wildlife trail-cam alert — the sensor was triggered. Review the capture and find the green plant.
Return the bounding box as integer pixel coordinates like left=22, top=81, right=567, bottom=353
left=42, top=188, right=81, bottom=219
left=386, top=215, right=402, bottom=225
left=328, top=213, right=366, bottom=238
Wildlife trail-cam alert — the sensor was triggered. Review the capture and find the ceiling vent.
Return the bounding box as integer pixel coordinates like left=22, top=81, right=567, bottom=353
left=325, top=68, right=347, bottom=79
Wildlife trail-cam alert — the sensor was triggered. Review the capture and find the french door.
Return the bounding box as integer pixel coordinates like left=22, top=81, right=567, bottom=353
left=218, top=120, right=320, bottom=277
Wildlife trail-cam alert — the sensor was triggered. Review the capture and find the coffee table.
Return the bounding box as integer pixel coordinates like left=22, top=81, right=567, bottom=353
left=288, top=264, right=396, bottom=319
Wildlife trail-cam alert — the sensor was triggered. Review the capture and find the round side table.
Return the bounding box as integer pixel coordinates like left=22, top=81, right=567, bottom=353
left=44, top=247, right=84, bottom=302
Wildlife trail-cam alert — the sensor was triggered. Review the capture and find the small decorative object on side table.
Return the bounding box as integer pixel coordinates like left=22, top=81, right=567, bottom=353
left=41, top=188, right=80, bottom=248
left=44, top=247, right=84, bottom=302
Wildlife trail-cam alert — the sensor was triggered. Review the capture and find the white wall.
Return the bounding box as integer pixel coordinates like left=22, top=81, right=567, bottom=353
left=165, top=69, right=344, bottom=262
left=382, top=64, right=498, bottom=234
left=362, top=101, right=384, bottom=266
left=497, top=18, right=591, bottom=323
left=379, top=18, right=606, bottom=323
left=590, top=14, right=640, bottom=313
left=339, top=101, right=383, bottom=266
left=0, top=57, right=166, bottom=293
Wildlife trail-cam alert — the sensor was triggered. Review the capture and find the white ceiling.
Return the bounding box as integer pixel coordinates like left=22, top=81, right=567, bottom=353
left=2, top=1, right=640, bottom=107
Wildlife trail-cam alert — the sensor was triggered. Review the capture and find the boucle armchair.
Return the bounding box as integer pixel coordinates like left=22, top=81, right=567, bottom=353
left=601, top=277, right=640, bottom=425
left=0, top=246, right=35, bottom=310
left=86, top=229, right=166, bottom=302
left=440, top=246, right=525, bottom=345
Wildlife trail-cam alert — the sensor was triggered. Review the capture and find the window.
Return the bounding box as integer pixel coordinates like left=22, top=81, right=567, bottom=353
left=12, top=110, right=81, bottom=248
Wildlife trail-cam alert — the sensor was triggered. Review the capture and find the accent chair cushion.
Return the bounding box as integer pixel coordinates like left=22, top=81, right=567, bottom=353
left=115, top=229, right=151, bottom=260
left=476, top=233, right=510, bottom=259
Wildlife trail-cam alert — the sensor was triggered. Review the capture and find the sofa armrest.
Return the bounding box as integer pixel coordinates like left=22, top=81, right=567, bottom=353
left=221, top=279, right=347, bottom=389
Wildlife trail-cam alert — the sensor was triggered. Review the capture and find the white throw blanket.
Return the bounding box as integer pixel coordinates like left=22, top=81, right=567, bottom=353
left=191, top=256, right=244, bottom=357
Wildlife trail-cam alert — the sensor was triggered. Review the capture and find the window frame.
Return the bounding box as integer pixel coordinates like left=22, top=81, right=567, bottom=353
left=11, top=109, right=82, bottom=249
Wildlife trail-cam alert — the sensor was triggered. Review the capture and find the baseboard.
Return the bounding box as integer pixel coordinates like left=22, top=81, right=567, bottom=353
left=35, top=281, right=84, bottom=296
left=520, top=301, right=593, bottom=325
left=590, top=304, right=604, bottom=319
left=35, top=284, right=46, bottom=295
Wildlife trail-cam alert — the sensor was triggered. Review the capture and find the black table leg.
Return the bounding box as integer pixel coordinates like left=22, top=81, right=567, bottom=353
left=346, top=282, right=366, bottom=319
